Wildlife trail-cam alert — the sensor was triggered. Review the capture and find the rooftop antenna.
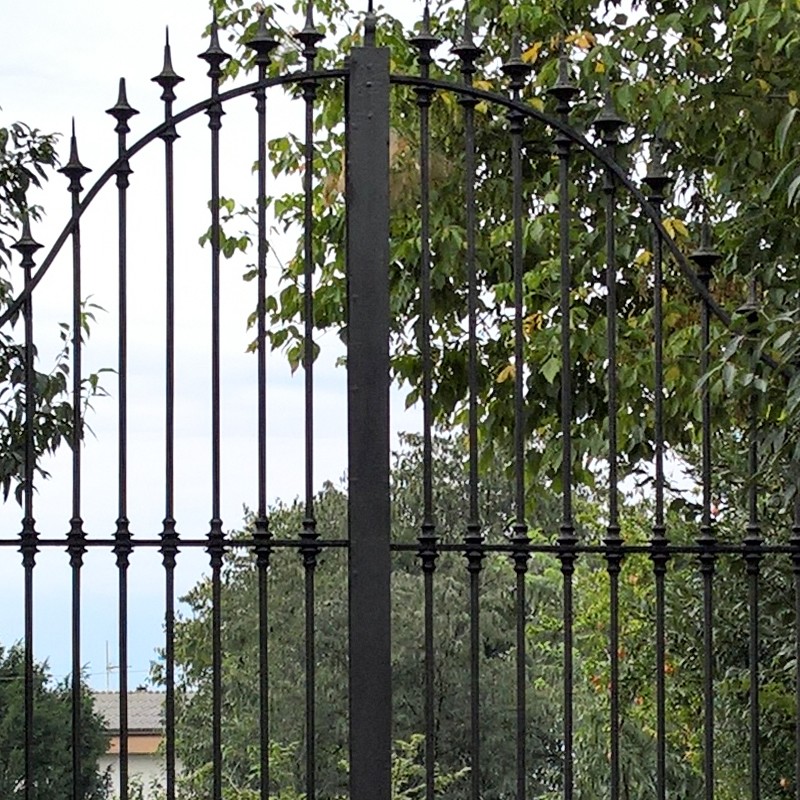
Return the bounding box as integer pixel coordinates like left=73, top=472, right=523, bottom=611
left=105, top=641, right=118, bottom=690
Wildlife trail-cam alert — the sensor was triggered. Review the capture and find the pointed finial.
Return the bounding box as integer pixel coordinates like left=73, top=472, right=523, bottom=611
left=453, top=0, right=483, bottom=74
left=502, top=30, right=531, bottom=92
left=643, top=132, right=671, bottom=200
left=410, top=0, right=442, bottom=61
left=689, top=215, right=722, bottom=281
left=364, top=0, right=378, bottom=47
left=247, top=11, right=280, bottom=65
left=199, top=13, right=230, bottom=79
left=296, top=0, right=324, bottom=61
left=548, top=44, right=579, bottom=105
left=593, top=90, right=625, bottom=140
left=58, top=119, right=91, bottom=192
left=737, top=276, right=760, bottom=325
left=106, top=78, right=139, bottom=133
left=12, top=214, right=43, bottom=269
left=152, top=27, right=185, bottom=101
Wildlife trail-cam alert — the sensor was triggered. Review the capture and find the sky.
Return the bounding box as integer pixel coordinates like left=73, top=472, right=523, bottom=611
left=1, top=0, right=423, bottom=689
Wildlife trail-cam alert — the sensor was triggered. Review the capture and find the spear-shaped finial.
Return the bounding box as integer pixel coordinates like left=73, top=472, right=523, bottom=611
left=12, top=214, right=43, bottom=269
left=548, top=42, right=578, bottom=108
left=247, top=11, right=281, bottom=66
left=106, top=78, right=139, bottom=132
left=593, top=89, right=625, bottom=141
left=58, top=119, right=91, bottom=192
left=643, top=132, right=671, bottom=201
left=296, top=0, right=324, bottom=61
left=689, top=213, right=722, bottom=281
left=152, top=27, right=185, bottom=101
left=502, top=30, right=531, bottom=93
left=199, top=11, right=230, bottom=78
left=737, top=275, right=760, bottom=327
left=364, top=0, right=378, bottom=47
left=453, top=0, right=482, bottom=74
left=410, top=0, right=442, bottom=62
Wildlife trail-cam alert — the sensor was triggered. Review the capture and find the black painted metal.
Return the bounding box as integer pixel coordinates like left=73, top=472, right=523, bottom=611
left=346, top=43, right=392, bottom=800
left=6, top=6, right=800, bottom=800
left=107, top=75, right=137, bottom=800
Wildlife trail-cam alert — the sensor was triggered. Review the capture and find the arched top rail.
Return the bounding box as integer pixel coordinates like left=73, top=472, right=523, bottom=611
left=2, top=61, right=787, bottom=379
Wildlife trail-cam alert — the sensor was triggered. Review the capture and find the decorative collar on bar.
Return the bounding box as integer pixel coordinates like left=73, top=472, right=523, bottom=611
left=364, top=0, right=378, bottom=47
left=152, top=28, right=184, bottom=101
left=106, top=78, right=139, bottom=133
left=642, top=134, right=671, bottom=200
left=58, top=120, right=91, bottom=192
left=502, top=32, right=532, bottom=93
left=452, top=0, right=482, bottom=74
left=296, top=1, right=324, bottom=62
left=199, top=12, right=231, bottom=80
left=13, top=215, right=42, bottom=268
left=409, top=1, right=441, bottom=63
left=593, top=89, right=625, bottom=141
left=247, top=12, right=280, bottom=66
left=548, top=47, right=578, bottom=104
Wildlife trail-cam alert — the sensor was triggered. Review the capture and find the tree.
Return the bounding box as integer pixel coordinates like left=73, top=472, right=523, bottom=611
left=157, top=434, right=565, bottom=798
left=158, top=431, right=799, bottom=799
left=0, top=643, right=110, bottom=800
left=205, top=0, right=800, bottom=500
left=0, top=118, right=106, bottom=502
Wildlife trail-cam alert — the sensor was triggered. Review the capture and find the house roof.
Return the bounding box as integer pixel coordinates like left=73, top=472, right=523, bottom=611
left=92, top=691, right=164, bottom=734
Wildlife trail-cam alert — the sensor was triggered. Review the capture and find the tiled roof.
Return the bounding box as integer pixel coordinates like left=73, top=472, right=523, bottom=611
left=92, top=691, right=164, bottom=733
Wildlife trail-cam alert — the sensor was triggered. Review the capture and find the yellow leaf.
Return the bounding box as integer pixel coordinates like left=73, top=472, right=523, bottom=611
left=790, top=89, right=799, bottom=107
left=567, top=31, right=596, bottom=50
left=756, top=78, right=771, bottom=93
left=528, top=96, right=545, bottom=111
left=523, top=312, right=545, bottom=337
left=474, top=79, right=493, bottom=91
left=662, top=217, right=688, bottom=239
left=497, top=364, right=516, bottom=384
left=595, top=60, right=606, bottom=74
left=634, top=249, right=653, bottom=267
left=476, top=101, right=489, bottom=115
left=522, top=42, right=543, bottom=63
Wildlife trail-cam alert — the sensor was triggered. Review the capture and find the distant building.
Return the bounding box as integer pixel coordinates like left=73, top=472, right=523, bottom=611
left=93, top=690, right=171, bottom=799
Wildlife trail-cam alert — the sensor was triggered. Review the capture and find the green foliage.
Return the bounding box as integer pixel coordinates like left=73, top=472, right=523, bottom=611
left=205, top=0, right=800, bottom=503
left=0, top=118, right=108, bottom=501
left=160, top=431, right=800, bottom=798
left=0, top=643, right=110, bottom=800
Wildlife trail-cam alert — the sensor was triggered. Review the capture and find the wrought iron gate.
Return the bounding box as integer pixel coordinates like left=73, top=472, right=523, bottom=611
left=3, top=2, right=800, bottom=799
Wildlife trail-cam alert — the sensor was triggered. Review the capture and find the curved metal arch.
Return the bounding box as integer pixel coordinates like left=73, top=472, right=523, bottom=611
left=391, top=73, right=786, bottom=376
left=3, top=62, right=784, bottom=378
left=0, top=68, right=347, bottom=329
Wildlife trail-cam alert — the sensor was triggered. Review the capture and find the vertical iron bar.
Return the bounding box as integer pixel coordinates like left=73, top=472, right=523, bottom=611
left=549, top=54, right=578, bottom=800
left=454, top=11, right=484, bottom=797
left=108, top=78, right=137, bottom=800
left=200, top=19, right=230, bottom=800
left=594, top=95, right=625, bottom=800
left=739, top=284, right=762, bottom=800
left=689, top=219, right=721, bottom=800
left=13, top=218, right=41, bottom=800
left=59, top=121, right=90, bottom=800
left=296, top=9, right=324, bottom=796
left=410, top=8, right=441, bottom=798
left=503, top=35, right=532, bottom=800
left=792, top=486, right=800, bottom=800
left=247, top=16, right=278, bottom=800
left=346, top=43, right=392, bottom=800
left=651, top=222, right=669, bottom=800
left=152, top=34, right=183, bottom=800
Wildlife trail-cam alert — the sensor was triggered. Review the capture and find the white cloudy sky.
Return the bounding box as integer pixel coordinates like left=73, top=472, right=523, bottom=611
left=1, top=0, right=424, bottom=687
